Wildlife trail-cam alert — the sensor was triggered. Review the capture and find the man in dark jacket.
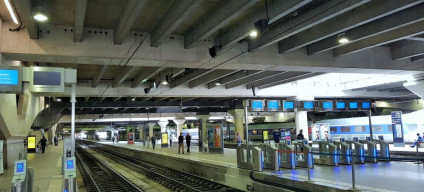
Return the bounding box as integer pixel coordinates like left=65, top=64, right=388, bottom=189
left=178, top=132, right=184, bottom=154
left=297, top=129, right=305, bottom=140
left=38, top=136, right=48, bottom=153
left=151, top=135, right=156, bottom=150
left=186, top=133, right=192, bottom=153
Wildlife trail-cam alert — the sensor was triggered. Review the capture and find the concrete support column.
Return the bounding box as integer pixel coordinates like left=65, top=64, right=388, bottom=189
left=147, top=122, right=156, bottom=138
left=157, top=120, right=168, bottom=133
left=173, top=119, right=186, bottom=135
left=228, top=109, right=245, bottom=142
left=197, top=114, right=210, bottom=148
left=295, top=110, right=308, bottom=136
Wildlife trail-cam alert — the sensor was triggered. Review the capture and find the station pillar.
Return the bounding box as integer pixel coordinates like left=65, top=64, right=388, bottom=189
left=157, top=120, right=168, bottom=133
left=173, top=118, right=186, bottom=135
left=197, top=114, right=210, bottom=151
left=228, top=109, right=245, bottom=143
left=295, top=109, right=308, bottom=136
left=147, top=122, right=156, bottom=139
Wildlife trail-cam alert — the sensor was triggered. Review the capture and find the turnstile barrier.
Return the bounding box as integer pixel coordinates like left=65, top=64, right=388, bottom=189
left=360, top=137, right=378, bottom=163
left=334, top=138, right=352, bottom=165
left=11, top=160, right=33, bottom=192
left=278, top=140, right=296, bottom=169
left=294, top=140, right=314, bottom=169
left=258, top=143, right=279, bottom=171
left=347, top=137, right=365, bottom=164
left=237, top=144, right=263, bottom=172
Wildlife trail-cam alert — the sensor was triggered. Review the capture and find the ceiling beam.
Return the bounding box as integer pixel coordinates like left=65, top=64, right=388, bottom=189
left=99, top=97, right=106, bottom=102
left=74, top=0, right=88, bottom=42
left=154, top=97, right=168, bottom=102
left=150, top=0, right=202, bottom=47
left=184, top=0, right=259, bottom=49
left=142, top=97, right=152, bottom=102
left=307, top=3, right=424, bottom=55
left=412, top=55, right=424, bottom=62
left=278, top=0, right=421, bottom=54
left=13, top=0, right=38, bottom=39
left=248, top=0, right=369, bottom=52
left=114, top=0, right=148, bottom=44
left=133, top=67, right=165, bottom=88
left=392, top=40, right=424, bottom=60
left=207, top=70, right=259, bottom=89
left=217, top=0, right=310, bottom=48
left=333, top=20, right=424, bottom=56
left=226, top=71, right=286, bottom=89
left=113, top=66, right=138, bottom=87
left=407, top=36, right=424, bottom=42
left=182, top=97, right=198, bottom=102
left=84, top=97, right=90, bottom=102
left=93, top=65, right=109, bottom=87
left=253, top=72, right=323, bottom=89
left=189, top=70, right=238, bottom=88
left=170, top=69, right=210, bottom=88
left=113, top=97, right=122, bottom=102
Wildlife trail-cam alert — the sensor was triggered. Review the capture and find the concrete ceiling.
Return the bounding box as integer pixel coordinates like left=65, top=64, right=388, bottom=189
left=1, top=0, right=424, bottom=103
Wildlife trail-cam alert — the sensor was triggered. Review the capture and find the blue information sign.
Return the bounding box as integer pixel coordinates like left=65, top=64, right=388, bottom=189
left=349, top=102, right=358, bottom=109
left=323, top=101, right=333, bottom=109
left=267, top=100, right=279, bottom=109
left=66, top=160, right=74, bottom=169
left=336, top=102, right=345, bottom=109
left=391, top=111, right=404, bottom=147
left=303, top=101, right=314, bottom=109
left=0, top=69, right=18, bottom=85
left=283, top=101, right=294, bottom=109
left=16, top=163, right=24, bottom=173
left=362, top=101, right=371, bottom=109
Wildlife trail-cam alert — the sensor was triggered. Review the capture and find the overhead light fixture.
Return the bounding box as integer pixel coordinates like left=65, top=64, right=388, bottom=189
left=215, top=81, right=221, bottom=86
left=33, top=12, right=48, bottom=22
left=249, top=30, right=258, bottom=38
left=131, top=97, right=136, bottom=101
left=161, top=80, right=168, bottom=85
left=254, top=18, right=269, bottom=34
left=56, top=98, right=61, bottom=102
left=4, top=0, right=18, bottom=24
left=338, top=33, right=349, bottom=44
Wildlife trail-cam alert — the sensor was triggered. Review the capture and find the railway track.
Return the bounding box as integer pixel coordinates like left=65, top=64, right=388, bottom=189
left=77, top=141, right=242, bottom=192
left=76, top=145, right=143, bottom=192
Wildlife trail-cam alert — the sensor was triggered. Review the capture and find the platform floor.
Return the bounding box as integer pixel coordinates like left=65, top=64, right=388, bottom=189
left=0, top=142, right=64, bottom=192
left=102, top=140, right=424, bottom=192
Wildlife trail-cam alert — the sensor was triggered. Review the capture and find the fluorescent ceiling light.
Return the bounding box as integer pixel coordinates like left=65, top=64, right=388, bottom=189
left=161, top=80, right=168, bottom=85
left=215, top=81, right=221, bottom=86
left=131, top=97, right=135, bottom=101
left=33, top=13, right=48, bottom=22
left=338, top=37, right=349, bottom=44
left=56, top=98, right=62, bottom=102
left=4, top=0, right=18, bottom=24
left=249, top=30, right=257, bottom=37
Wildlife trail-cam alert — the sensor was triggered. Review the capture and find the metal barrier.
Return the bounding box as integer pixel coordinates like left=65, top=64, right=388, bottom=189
left=11, top=160, right=33, bottom=192
left=360, top=137, right=378, bottom=163
left=334, top=138, right=352, bottom=165
left=293, top=140, right=314, bottom=169
left=415, top=142, right=424, bottom=164
left=347, top=137, right=365, bottom=164
left=258, top=143, right=279, bottom=171
left=315, top=140, right=339, bottom=166
left=278, top=140, right=296, bottom=169
left=237, top=144, right=263, bottom=172
left=374, top=136, right=390, bottom=160
left=63, top=157, right=77, bottom=192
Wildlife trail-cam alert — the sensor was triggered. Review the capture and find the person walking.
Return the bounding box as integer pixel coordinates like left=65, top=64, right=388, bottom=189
left=38, top=136, right=48, bottom=153
left=112, top=136, right=115, bottom=144
left=236, top=132, right=242, bottom=147
left=169, top=133, right=173, bottom=146
left=297, top=129, right=305, bottom=140
left=178, top=132, right=184, bottom=154
left=151, top=135, right=156, bottom=150
left=54, top=136, right=59, bottom=146
left=186, top=133, right=192, bottom=153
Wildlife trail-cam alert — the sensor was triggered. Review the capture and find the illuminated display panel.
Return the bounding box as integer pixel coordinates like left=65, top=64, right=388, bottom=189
left=362, top=101, right=371, bottom=109
left=336, top=102, right=346, bottom=109
left=323, top=101, right=333, bottom=109
left=303, top=101, right=314, bottom=109
left=349, top=102, right=358, bottom=109
left=0, top=69, right=18, bottom=85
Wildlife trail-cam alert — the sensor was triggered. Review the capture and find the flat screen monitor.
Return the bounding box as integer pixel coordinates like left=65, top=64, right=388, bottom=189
left=250, top=100, right=264, bottom=112
left=303, top=101, right=314, bottom=110
left=66, top=159, right=74, bottom=170
left=267, top=100, right=280, bottom=111
left=361, top=101, right=371, bottom=109
left=283, top=101, right=294, bottom=111
left=322, top=101, right=333, bottom=109
left=16, top=162, right=24, bottom=173
left=349, top=102, right=358, bottom=109
left=33, top=71, right=61, bottom=86
left=0, top=69, right=18, bottom=85
left=286, top=140, right=291, bottom=145
left=336, top=101, right=345, bottom=109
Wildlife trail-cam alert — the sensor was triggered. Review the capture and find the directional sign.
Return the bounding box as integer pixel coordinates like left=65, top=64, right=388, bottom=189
left=391, top=111, right=405, bottom=147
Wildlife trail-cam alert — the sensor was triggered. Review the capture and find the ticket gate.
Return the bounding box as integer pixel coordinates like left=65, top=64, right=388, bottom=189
left=315, top=140, right=339, bottom=166
left=334, top=138, right=352, bottom=165
left=258, top=144, right=279, bottom=171
left=11, top=160, right=33, bottom=192
left=294, top=140, right=314, bottom=169
left=374, top=136, right=390, bottom=160
left=278, top=140, right=296, bottom=169
left=237, top=144, right=263, bottom=172
left=0, top=140, right=3, bottom=175
left=360, top=137, right=378, bottom=163
left=347, top=137, right=365, bottom=164
left=63, top=157, right=77, bottom=192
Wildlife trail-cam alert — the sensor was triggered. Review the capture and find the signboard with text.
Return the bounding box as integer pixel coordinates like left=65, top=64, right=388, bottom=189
left=0, top=66, right=22, bottom=93
left=27, top=136, right=36, bottom=153
left=391, top=111, right=405, bottom=147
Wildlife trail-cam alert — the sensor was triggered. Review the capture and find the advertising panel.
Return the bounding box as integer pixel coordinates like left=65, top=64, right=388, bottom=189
left=391, top=111, right=405, bottom=147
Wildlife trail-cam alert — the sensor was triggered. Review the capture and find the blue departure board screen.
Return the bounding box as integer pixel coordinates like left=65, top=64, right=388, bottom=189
left=0, top=69, right=18, bottom=85
left=67, top=160, right=74, bottom=169
left=362, top=101, right=371, bottom=109
left=283, top=101, right=294, bottom=109
left=251, top=100, right=264, bottom=111
left=303, top=101, right=314, bottom=109
left=16, top=163, right=24, bottom=173
left=349, top=102, right=358, bottom=109
left=267, top=100, right=279, bottom=109
left=33, top=71, right=61, bottom=86
left=323, top=101, right=333, bottom=109
left=336, top=102, right=345, bottom=109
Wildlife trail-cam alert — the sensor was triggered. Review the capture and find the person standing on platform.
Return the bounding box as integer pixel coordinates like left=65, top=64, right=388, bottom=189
left=410, top=133, right=423, bottom=148
left=178, top=132, right=184, bottom=154
left=296, top=129, right=304, bottom=141
left=236, top=133, right=242, bottom=147
left=147, top=135, right=150, bottom=148
left=54, top=136, right=58, bottom=146
left=186, top=133, right=192, bottom=153
left=151, top=135, right=156, bottom=150
left=169, top=133, right=173, bottom=146
left=112, top=136, right=115, bottom=144
left=38, top=136, right=48, bottom=153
